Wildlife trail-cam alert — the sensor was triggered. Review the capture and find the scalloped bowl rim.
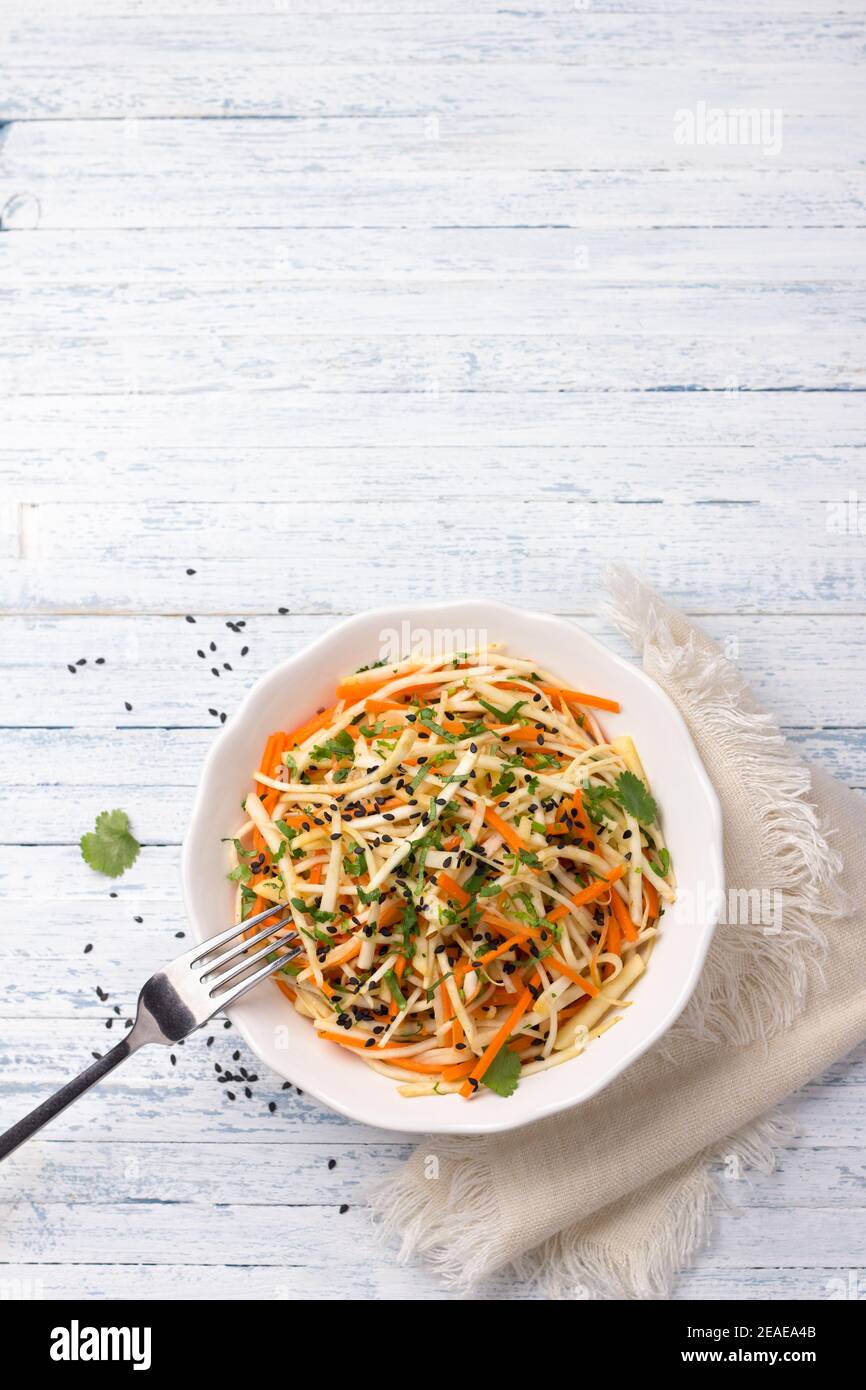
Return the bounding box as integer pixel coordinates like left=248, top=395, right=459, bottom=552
left=181, top=599, right=724, bottom=1136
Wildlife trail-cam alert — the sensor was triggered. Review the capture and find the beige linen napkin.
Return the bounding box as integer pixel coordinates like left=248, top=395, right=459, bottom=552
left=371, top=570, right=865, bottom=1298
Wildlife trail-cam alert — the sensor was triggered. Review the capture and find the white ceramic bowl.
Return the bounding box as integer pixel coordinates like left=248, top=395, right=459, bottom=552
left=182, top=600, right=723, bottom=1135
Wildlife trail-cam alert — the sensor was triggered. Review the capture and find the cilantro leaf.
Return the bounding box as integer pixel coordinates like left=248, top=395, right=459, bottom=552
left=481, top=1047, right=521, bottom=1098
left=80, top=809, right=140, bottom=878
left=615, top=771, right=657, bottom=825
left=652, top=847, right=671, bottom=877
left=310, top=728, right=355, bottom=762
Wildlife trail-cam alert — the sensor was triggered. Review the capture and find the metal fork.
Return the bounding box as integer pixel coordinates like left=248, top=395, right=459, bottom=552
left=0, top=905, right=301, bottom=1162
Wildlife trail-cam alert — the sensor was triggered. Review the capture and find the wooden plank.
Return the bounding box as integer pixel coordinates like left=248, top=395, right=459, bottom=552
left=2, top=279, right=859, bottom=339
left=0, top=1260, right=847, bottom=1301
left=1, top=107, right=863, bottom=185
left=0, top=1194, right=863, bottom=1267
left=2, top=493, right=865, bottom=615
left=2, top=448, right=864, bottom=505
left=2, top=332, right=863, bottom=397
left=5, top=14, right=863, bottom=72
left=3, top=391, right=864, bottom=450
left=0, top=1139, right=413, bottom=1205
left=7, top=0, right=865, bottom=16
left=2, top=166, right=864, bottom=227
left=1, top=614, right=863, bottom=727
left=1, top=1135, right=863, bottom=1207
left=0, top=1260, right=523, bottom=1301
left=2, top=226, right=865, bottom=286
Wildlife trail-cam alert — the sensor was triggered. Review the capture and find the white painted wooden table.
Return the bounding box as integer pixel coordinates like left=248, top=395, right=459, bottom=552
left=1, top=0, right=864, bottom=1301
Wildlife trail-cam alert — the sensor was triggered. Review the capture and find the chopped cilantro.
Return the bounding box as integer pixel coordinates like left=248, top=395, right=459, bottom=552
left=310, top=728, right=355, bottom=762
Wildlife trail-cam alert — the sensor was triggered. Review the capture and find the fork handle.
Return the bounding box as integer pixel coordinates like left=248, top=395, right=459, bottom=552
left=0, top=1038, right=138, bottom=1162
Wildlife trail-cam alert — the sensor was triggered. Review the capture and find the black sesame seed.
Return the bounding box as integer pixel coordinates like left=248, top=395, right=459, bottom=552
left=124, top=701, right=133, bottom=711
left=95, top=657, right=105, bottom=665
left=339, top=1204, right=349, bottom=1215
left=185, top=615, right=195, bottom=624
left=226, top=1091, right=236, bottom=1100
left=278, top=607, right=289, bottom=615
left=170, top=1054, right=176, bottom=1066
left=187, top=567, right=196, bottom=575
left=67, top=664, right=76, bottom=674
left=241, top=646, right=249, bottom=656
left=133, top=914, right=142, bottom=923
left=328, top=1158, right=337, bottom=1170
left=83, top=943, right=93, bottom=954
left=268, top=1101, right=276, bottom=1113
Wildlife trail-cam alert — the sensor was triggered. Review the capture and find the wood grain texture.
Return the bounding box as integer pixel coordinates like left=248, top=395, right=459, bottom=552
left=0, top=0, right=863, bottom=1302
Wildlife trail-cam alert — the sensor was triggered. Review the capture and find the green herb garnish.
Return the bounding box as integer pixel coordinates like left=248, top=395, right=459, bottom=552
left=80, top=809, right=141, bottom=879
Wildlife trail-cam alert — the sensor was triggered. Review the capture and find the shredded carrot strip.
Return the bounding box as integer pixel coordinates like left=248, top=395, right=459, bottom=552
left=643, top=878, right=660, bottom=919
left=476, top=933, right=532, bottom=967
left=365, top=697, right=406, bottom=714
left=610, top=885, right=639, bottom=942
left=440, top=1059, right=477, bottom=1082
left=547, top=957, right=601, bottom=996
left=546, top=863, right=626, bottom=923
left=496, top=680, right=620, bottom=712
left=571, top=789, right=596, bottom=845
left=483, top=805, right=526, bottom=854
left=459, top=974, right=539, bottom=1098
left=335, top=666, right=423, bottom=702
left=437, top=871, right=470, bottom=907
